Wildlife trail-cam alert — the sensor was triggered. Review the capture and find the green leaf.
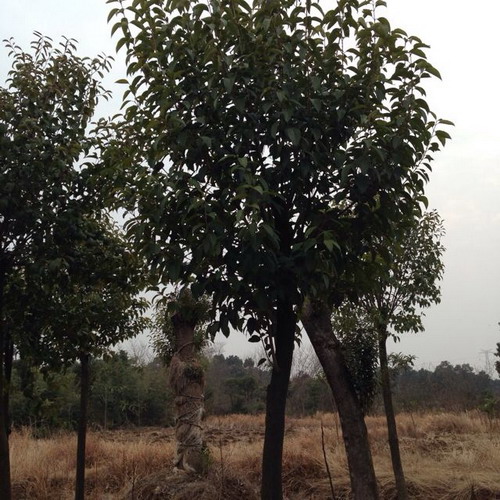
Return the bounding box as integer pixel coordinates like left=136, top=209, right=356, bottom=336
left=234, top=96, right=245, bottom=112
left=223, top=76, right=235, bottom=92
left=107, top=8, right=120, bottom=23
left=201, top=136, right=212, bottom=147
left=116, top=37, right=129, bottom=53
left=310, top=98, right=321, bottom=112
left=324, top=239, right=338, bottom=252
left=285, top=127, right=301, bottom=146
left=435, top=130, right=451, bottom=146
left=276, top=90, right=286, bottom=102
left=270, top=121, right=279, bottom=138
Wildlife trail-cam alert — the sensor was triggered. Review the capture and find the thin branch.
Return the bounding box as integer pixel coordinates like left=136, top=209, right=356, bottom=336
left=321, top=420, right=336, bottom=500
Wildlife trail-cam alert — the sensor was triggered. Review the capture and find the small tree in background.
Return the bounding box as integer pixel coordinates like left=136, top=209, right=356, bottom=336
left=331, top=210, right=445, bottom=500
left=7, top=216, right=149, bottom=500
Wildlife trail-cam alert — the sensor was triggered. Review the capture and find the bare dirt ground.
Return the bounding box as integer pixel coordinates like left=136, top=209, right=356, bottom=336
left=9, top=412, right=500, bottom=499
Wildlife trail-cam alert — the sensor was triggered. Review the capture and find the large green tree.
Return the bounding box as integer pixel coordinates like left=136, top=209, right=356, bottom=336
left=104, top=1, right=448, bottom=497
left=0, top=34, right=111, bottom=500
left=331, top=210, right=445, bottom=499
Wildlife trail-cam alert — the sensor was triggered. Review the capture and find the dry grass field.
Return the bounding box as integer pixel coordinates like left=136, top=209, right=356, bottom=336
left=9, top=411, right=500, bottom=499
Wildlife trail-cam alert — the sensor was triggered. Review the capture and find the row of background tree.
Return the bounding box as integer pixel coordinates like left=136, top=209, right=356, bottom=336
left=9, top=348, right=500, bottom=433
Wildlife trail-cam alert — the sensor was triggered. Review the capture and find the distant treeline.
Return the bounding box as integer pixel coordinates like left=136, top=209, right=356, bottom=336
left=9, top=351, right=500, bottom=433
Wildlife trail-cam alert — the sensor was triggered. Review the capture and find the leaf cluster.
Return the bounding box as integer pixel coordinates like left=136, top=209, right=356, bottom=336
left=331, top=210, right=446, bottom=342
left=102, top=0, right=451, bottom=341
left=0, top=34, right=112, bottom=270
left=6, top=217, right=149, bottom=368
left=150, top=290, right=210, bottom=364
left=1, top=35, right=149, bottom=369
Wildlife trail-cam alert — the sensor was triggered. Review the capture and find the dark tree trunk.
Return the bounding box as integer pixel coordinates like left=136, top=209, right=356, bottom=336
left=75, top=353, right=90, bottom=500
left=302, top=300, right=378, bottom=500
left=0, top=261, right=11, bottom=500
left=104, top=387, right=108, bottom=430
left=261, top=298, right=296, bottom=500
left=3, top=336, right=13, bottom=436
left=169, top=312, right=205, bottom=473
left=378, top=331, right=408, bottom=500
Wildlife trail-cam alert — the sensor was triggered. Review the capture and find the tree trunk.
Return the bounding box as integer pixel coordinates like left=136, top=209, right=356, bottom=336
left=378, top=331, right=408, bottom=500
left=3, top=336, right=13, bottom=436
left=104, top=387, right=108, bottom=430
left=261, top=298, right=296, bottom=500
left=75, top=353, right=90, bottom=500
left=0, top=260, right=11, bottom=500
left=301, top=299, right=378, bottom=500
left=169, top=314, right=205, bottom=474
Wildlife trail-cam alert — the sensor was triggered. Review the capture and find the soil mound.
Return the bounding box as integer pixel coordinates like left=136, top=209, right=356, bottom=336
left=122, top=469, right=258, bottom=500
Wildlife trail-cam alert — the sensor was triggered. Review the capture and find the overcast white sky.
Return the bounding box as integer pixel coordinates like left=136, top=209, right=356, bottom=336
left=1, top=0, right=499, bottom=373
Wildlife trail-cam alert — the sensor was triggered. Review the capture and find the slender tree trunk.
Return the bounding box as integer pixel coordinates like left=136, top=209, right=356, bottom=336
left=169, top=313, right=205, bottom=473
left=0, top=261, right=11, bottom=500
left=3, top=337, right=13, bottom=436
left=302, top=299, right=378, bottom=500
left=378, top=331, right=408, bottom=500
left=261, top=298, right=296, bottom=500
left=75, top=353, right=90, bottom=500
left=104, top=387, right=108, bottom=430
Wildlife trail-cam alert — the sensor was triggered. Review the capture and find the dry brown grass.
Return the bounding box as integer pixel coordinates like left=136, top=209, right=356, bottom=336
left=9, top=411, right=500, bottom=499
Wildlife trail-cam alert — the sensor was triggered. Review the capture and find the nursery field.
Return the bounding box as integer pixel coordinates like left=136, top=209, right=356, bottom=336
left=9, top=411, right=500, bottom=499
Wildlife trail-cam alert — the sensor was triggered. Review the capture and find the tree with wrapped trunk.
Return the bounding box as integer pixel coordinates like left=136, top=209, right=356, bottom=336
left=152, top=291, right=210, bottom=473
left=0, top=34, right=111, bottom=500
left=104, top=1, right=449, bottom=497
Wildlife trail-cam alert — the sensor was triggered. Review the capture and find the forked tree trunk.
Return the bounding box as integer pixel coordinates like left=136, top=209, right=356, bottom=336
left=169, top=313, right=205, bottom=473
left=75, top=353, right=90, bottom=500
left=261, top=298, right=296, bottom=500
left=0, top=262, right=12, bottom=500
left=301, top=300, right=379, bottom=500
left=378, top=330, right=408, bottom=500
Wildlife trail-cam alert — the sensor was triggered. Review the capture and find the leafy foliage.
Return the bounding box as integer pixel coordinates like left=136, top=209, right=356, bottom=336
left=0, top=33, right=111, bottom=273
left=1, top=34, right=149, bottom=369
left=365, top=210, right=445, bottom=337
left=333, top=311, right=379, bottom=414
left=332, top=210, right=445, bottom=337
left=103, top=0, right=450, bottom=345
left=151, top=290, right=211, bottom=364
left=0, top=33, right=116, bottom=500
left=393, top=361, right=494, bottom=412
left=9, top=352, right=173, bottom=431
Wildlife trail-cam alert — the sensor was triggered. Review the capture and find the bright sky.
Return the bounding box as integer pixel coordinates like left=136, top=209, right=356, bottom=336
left=1, top=0, right=499, bottom=373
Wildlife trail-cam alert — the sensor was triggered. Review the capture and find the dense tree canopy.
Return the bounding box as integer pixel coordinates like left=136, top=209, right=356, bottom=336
left=104, top=0, right=449, bottom=333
